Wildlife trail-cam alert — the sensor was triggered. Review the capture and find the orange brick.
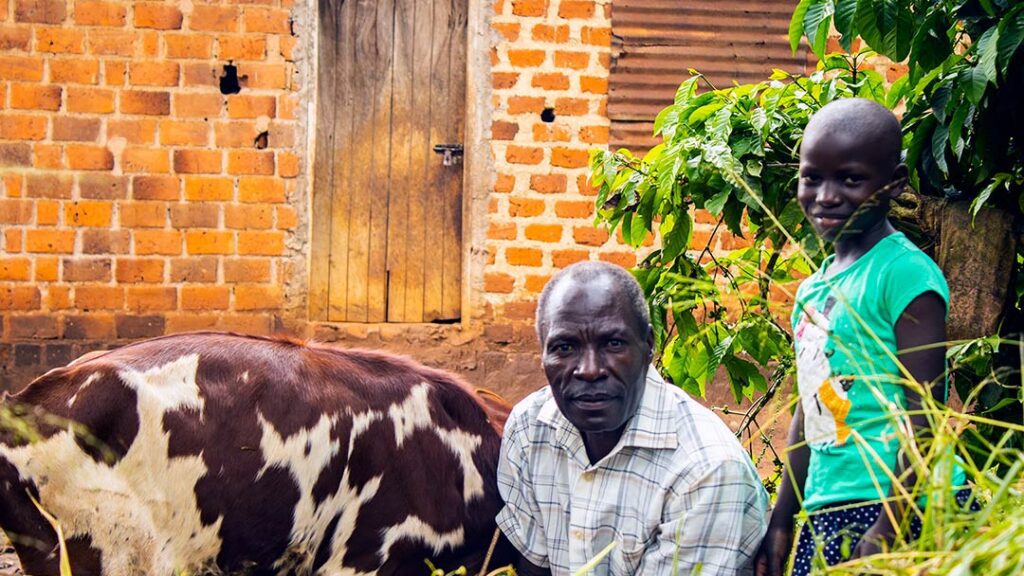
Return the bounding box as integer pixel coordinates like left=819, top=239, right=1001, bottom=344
left=119, top=202, right=166, bottom=228
left=174, top=93, right=224, bottom=118
left=0, top=27, right=32, bottom=51
left=134, top=2, right=183, bottom=30
left=174, top=149, right=222, bottom=174
left=129, top=61, right=179, bottom=87
left=506, top=247, right=543, bottom=267
left=123, top=147, right=171, bottom=173
left=45, top=285, right=72, bottom=310
left=132, top=175, right=179, bottom=200
left=50, top=59, right=100, bottom=84
left=530, top=174, right=567, bottom=194
left=554, top=51, right=589, bottom=69
left=552, top=147, right=589, bottom=168
left=126, top=286, right=177, bottom=312
left=0, top=56, right=44, bottom=82
left=555, top=200, right=594, bottom=218
left=4, top=229, right=24, bottom=253
left=0, top=199, right=33, bottom=224
left=279, top=95, right=299, bottom=121
left=32, top=143, right=63, bottom=169
left=105, top=60, right=127, bottom=86
left=491, top=120, right=518, bottom=141
left=580, top=75, right=608, bottom=94
left=600, top=251, right=638, bottom=268
left=228, top=150, right=274, bottom=175
left=225, top=204, right=272, bottom=229
left=34, top=257, right=59, bottom=280
left=492, top=72, right=519, bottom=90
left=181, top=62, right=219, bottom=87
left=512, top=0, right=548, bottom=17
left=495, top=173, right=515, bottom=193
left=559, top=0, right=594, bottom=18
left=217, top=35, right=266, bottom=60
left=279, top=36, right=297, bottom=61
left=109, top=118, right=157, bottom=144
left=237, top=231, right=283, bottom=255
left=52, top=115, right=101, bottom=141
left=0, top=286, right=42, bottom=311
left=278, top=153, right=300, bottom=178
left=509, top=197, right=545, bottom=217
left=243, top=7, right=289, bottom=34
left=507, top=96, right=545, bottom=114
left=582, top=26, right=611, bottom=46
left=67, top=87, right=115, bottom=113
left=555, top=97, right=589, bottom=116
left=508, top=49, right=545, bottom=67
left=115, top=258, right=164, bottom=283
left=183, top=177, right=233, bottom=201
left=67, top=144, right=114, bottom=171
left=533, top=123, right=572, bottom=142
left=35, top=27, right=85, bottom=53
left=181, top=285, right=230, bottom=310
left=238, top=177, right=285, bottom=203
left=81, top=229, right=130, bottom=254
left=532, top=24, right=569, bottom=43
left=0, top=115, right=47, bottom=140
left=121, top=91, right=171, bottom=115
left=577, top=174, right=597, bottom=196
left=74, top=1, right=126, bottom=26
left=62, top=257, right=112, bottom=282
left=492, top=22, right=520, bottom=41
left=525, top=224, right=562, bottom=242
left=275, top=206, right=297, bottom=229
left=170, top=257, right=217, bottom=282
left=186, top=230, right=234, bottom=255
left=165, top=33, right=213, bottom=58
left=170, top=203, right=220, bottom=228
left=574, top=226, right=608, bottom=246
left=580, top=125, right=609, bottom=144
left=65, top=200, right=113, bottom=227
left=224, top=258, right=271, bottom=283
left=79, top=174, right=127, bottom=200
left=506, top=145, right=543, bottom=165
left=0, top=257, right=32, bottom=281
left=553, top=249, right=588, bottom=268
left=484, top=272, right=515, bottom=293
left=190, top=5, right=239, bottom=32
left=73, top=286, right=123, bottom=311
left=10, top=83, right=62, bottom=111
left=236, top=62, right=288, bottom=90
left=87, top=29, right=135, bottom=55
left=487, top=222, right=517, bottom=240
left=26, top=174, right=73, bottom=199
left=234, top=284, right=282, bottom=311
left=134, top=230, right=182, bottom=255
left=36, top=200, right=60, bottom=225
left=26, top=230, right=75, bottom=253
left=532, top=72, right=569, bottom=90
left=525, top=274, right=552, bottom=293
left=227, top=95, right=276, bottom=118
left=159, top=120, right=209, bottom=147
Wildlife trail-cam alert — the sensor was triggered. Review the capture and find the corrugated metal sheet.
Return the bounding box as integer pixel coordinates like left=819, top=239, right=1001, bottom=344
left=609, top=0, right=811, bottom=153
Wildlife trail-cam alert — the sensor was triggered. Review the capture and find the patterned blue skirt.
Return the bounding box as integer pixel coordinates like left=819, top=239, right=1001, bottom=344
left=791, top=489, right=979, bottom=575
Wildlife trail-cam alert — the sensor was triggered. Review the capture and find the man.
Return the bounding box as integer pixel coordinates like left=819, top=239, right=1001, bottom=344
left=497, top=261, right=768, bottom=575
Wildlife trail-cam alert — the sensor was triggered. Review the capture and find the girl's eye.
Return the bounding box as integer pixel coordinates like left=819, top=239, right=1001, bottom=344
left=843, top=175, right=865, bottom=186
left=801, top=175, right=821, bottom=185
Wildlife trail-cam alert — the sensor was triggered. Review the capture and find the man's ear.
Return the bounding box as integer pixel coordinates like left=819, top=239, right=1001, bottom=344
left=645, top=324, right=655, bottom=360
left=887, top=163, right=909, bottom=200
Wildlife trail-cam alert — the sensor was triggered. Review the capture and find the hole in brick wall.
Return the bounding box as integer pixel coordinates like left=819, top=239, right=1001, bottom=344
left=254, top=131, right=269, bottom=149
left=540, top=107, right=556, bottom=123
left=219, top=64, right=241, bottom=95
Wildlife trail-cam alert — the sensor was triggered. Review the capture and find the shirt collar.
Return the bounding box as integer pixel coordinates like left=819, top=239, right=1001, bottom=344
left=537, top=368, right=679, bottom=463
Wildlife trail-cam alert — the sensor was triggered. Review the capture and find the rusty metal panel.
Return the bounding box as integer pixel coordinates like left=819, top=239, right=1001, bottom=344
left=609, top=0, right=810, bottom=153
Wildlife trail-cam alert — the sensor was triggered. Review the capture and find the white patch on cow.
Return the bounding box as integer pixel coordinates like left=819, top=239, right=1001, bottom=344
left=241, top=371, right=250, bottom=383
left=0, top=354, right=223, bottom=576
left=387, top=383, right=484, bottom=503
left=380, top=516, right=465, bottom=560
left=67, top=372, right=102, bottom=408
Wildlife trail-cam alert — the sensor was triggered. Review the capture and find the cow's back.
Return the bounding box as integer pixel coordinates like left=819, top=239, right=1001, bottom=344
left=0, top=332, right=507, bottom=576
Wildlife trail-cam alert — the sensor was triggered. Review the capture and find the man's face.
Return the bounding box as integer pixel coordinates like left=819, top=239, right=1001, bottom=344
left=797, top=128, right=904, bottom=242
left=540, top=276, right=653, bottom=437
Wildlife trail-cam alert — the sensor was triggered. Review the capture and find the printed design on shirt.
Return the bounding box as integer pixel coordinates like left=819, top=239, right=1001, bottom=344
left=795, top=298, right=853, bottom=446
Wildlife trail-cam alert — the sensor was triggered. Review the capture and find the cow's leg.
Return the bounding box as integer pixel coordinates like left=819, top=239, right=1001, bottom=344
left=0, top=456, right=103, bottom=576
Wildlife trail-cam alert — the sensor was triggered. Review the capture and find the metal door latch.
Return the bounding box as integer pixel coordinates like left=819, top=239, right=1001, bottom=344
left=432, top=144, right=464, bottom=166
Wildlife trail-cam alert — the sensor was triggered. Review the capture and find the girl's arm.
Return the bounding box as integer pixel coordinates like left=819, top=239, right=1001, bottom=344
left=852, top=291, right=947, bottom=558
left=756, top=404, right=809, bottom=576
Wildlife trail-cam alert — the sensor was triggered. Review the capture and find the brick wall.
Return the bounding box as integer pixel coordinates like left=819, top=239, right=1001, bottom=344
left=0, top=0, right=303, bottom=387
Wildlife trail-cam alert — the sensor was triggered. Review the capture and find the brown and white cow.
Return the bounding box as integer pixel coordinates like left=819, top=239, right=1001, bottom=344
left=0, top=332, right=513, bottom=576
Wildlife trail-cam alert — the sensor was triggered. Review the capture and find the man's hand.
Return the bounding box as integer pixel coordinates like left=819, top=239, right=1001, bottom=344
left=755, top=526, right=793, bottom=576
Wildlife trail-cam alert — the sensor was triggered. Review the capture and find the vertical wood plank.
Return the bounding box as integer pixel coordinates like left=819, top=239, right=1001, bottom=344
left=402, top=0, right=433, bottom=322
left=441, top=0, right=467, bottom=319
left=365, top=0, right=395, bottom=323
left=310, top=0, right=340, bottom=320
left=422, top=0, right=453, bottom=321
left=386, top=0, right=414, bottom=322
left=327, top=0, right=357, bottom=321
left=344, top=0, right=379, bottom=322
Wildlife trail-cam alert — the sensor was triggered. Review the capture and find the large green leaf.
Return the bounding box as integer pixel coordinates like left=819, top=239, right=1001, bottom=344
left=804, top=0, right=835, bottom=58
left=931, top=122, right=950, bottom=176
left=789, top=0, right=814, bottom=54
left=855, top=0, right=913, bottom=61
left=723, top=356, right=768, bottom=403
left=854, top=0, right=885, bottom=55
left=976, top=26, right=1001, bottom=85
left=834, top=0, right=860, bottom=51
left=660, top=212, right=692, bottom=262
left=996, top=6, right=1024, bottom=75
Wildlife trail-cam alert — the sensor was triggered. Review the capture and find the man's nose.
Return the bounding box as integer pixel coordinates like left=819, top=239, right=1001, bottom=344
left=816, top=181, right=842, bottom=206
left=574, top=347, right=605, bottom=381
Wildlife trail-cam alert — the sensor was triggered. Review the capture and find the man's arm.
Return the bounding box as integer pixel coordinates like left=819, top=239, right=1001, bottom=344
left=638, top=457, right=769, bottom=575
left=514, top=556, right=552, bottom=576
left=755, top=404, right=809, bottom=576
left=851, top=291, right=946, bottom=558
left=495, top=408, right=553, bottom=574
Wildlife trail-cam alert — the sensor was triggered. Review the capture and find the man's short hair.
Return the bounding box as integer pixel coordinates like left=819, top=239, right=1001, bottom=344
left=535, top=261, right=652, bottom=342
left=803, top=98, right=903, bottom=171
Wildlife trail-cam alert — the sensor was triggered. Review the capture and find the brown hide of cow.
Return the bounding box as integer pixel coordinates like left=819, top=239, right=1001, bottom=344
left=0, top=332, right=513, bottom=576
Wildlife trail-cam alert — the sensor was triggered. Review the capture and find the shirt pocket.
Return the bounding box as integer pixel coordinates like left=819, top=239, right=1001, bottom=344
left=608, top=536, right=646, bottom=576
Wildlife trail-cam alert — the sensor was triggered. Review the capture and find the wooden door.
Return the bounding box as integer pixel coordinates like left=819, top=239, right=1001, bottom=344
left=311, top=0, right=466, bottom=323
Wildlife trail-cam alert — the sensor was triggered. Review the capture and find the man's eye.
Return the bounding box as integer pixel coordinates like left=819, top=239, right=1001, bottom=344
left=550, top=343, right=573, bottom=354
left=801, top=175, right=821, bottom=185
left=607, top=339, right=625, bottom=349
left=843, top=176, right=864, bottom=186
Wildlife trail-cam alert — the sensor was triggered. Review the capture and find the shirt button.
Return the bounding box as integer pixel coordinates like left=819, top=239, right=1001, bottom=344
left=572, top=529, right=585, bottom=540
left=580, top=471, right=595, bottom=482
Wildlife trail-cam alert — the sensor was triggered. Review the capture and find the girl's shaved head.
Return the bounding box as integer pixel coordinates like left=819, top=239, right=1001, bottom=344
left=802, top=98, right=903, bottom=172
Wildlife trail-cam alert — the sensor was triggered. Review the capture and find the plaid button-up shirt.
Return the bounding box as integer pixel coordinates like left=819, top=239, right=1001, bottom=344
left=496, top=371, right=768, bottom=575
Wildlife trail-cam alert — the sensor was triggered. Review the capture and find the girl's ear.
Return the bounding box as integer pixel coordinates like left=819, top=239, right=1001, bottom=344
left=886, top=163, right=910, bottom=199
